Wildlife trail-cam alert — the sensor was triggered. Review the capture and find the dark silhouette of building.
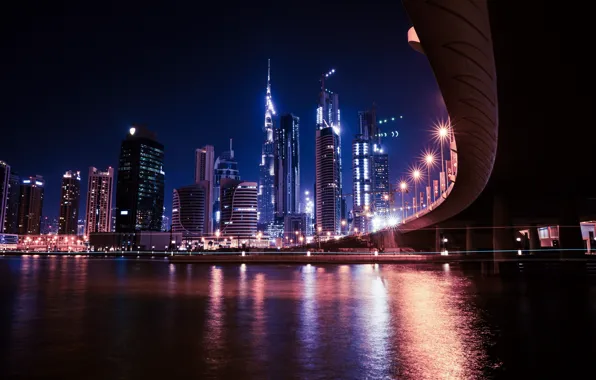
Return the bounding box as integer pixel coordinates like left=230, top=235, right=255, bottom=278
left=115, top=126, right=165, bottom=232
left=275, top=113, right=300, bottom=217
left=18, top=175, right=45, bottom=235
left=220, top=179, right=258, bottom=237
left=58, top=170, right=81, bottom=235
left=3, top=170, right=20, bottom=234
left=0, top=161, right=10, bottom=233
left=172, top=182, right=209, bottom=237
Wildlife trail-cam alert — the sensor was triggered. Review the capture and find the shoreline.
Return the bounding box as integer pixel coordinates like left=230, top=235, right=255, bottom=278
left=1, top=251, right=595, bottom=264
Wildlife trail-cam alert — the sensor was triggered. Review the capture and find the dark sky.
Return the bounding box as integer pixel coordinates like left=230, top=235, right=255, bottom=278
left=2, top=0, right=445, bottom=220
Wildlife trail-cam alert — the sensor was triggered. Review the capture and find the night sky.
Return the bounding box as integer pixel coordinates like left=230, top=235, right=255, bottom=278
left=3, top=0, right=445, bottom=220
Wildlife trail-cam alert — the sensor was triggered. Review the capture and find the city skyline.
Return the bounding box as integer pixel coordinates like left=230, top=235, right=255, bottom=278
left=2, top=1, right=445, bottom=221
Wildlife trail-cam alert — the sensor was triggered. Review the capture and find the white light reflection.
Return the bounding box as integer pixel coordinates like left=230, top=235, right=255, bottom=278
left=204, top=266, right=226, bottom=370
left=251, top=273, right=267, bottom=363
left=393, top=271, right=489, bottom=378
left=298, top=263, right=318, bottom=366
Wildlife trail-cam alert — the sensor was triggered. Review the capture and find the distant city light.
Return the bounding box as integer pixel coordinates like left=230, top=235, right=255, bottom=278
left=129, top=127, right=136, bottom=135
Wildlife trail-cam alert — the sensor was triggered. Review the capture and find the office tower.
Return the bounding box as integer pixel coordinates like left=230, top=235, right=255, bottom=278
left=17, top=175, right=45, bottom=235
left=258, top=59, right=276, bottom=225
left=0, top=161, right=9, bottom=233
left=372, top=146, right=389, bottom=214
left=352, top=134, right=372, bottom=233
left=4, top=171, right=20, bottom=234
left=275, top=113, right=300, bottom=216
left=85, top=167, right=114, bottom=236
left=58, top=170, right=81, bottom=235
left=115, top=125, right=165, bottom=232
left=171, top=182, right=210, bottom=237
left=213, top=139, right=240, bottom=231
left=194, top=145, right=215, bottom=233
left=315, top=71, right=342, bottom=235
left=220, top=179, right=257, bottom=237
left=77, top=220, right=85, bottom=236
left=40, top=216, right=52, bottom=234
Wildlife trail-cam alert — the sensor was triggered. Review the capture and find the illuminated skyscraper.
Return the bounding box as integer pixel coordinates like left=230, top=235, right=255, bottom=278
left=58, top=170, right=81, bottom=235
left=220, top=179, right=258, bottom=238
left=172, top=183, right=209, bottom=237
left=3, top=170, right=20, bottom=234
left=115, top=125, right=165, bottom=232
left=315, top=69, right=342, bottom=235
left=274, top=113, right=300, bottom=216
left=0, top=161, right=10, bottom=233
left=85, top=167, right=114, bottom=236
left=195, top=145, right=215, bottom=233
left=17, top=175, right=45, bottom=235
left=213, top=139, right=240, bottom=231
left=258, top=59, right=276, bottom=225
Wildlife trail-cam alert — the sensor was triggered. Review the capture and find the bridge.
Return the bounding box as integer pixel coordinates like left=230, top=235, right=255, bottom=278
left=340, top=0, right=596, bottom=256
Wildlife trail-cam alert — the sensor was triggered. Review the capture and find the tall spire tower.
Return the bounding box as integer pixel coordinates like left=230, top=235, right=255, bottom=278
left=258, top=59, right=276, bottom=225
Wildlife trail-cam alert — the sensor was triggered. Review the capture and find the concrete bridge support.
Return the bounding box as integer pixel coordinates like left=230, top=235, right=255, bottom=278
left=493, top=195, right=515, bottom=258
left=558, top=200, right=584, bottom=256
left=528, top=224, right=540, bottom=253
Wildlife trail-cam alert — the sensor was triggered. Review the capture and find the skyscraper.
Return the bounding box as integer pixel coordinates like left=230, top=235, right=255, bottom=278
left=352, top=108, right=377, bottom=233
left=258, top=59, right=276, bottom=225
left=58, top=170, right=81, bottom=235
left=220, top=179, right=258, bottom=238
left=3, top=171, right=20, bottom=234
left=115, top=125, right=165, bottom=232
left=213, top=139, right=240, bottom=232
left=372, top=146, right=390, bottom=215
left=17, top=175, right=45, bottom=235
left=0, top=161, right=10, bottom=233
left=315, top=70, right=342, bottom=235
left=172, top=182, right=209, bottom=237
left=85, top=167, right=114, bottom=236
left=275, top=113, right=300, bottom=216
left=195, top=145, right=215, bottom=233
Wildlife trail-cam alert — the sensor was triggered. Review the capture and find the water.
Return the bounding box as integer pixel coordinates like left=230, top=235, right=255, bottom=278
left=1, top=257, right=596, bottom=379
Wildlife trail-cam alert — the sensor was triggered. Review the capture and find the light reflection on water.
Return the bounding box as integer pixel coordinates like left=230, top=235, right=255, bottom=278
left=3, top=258, right=596, bottom=378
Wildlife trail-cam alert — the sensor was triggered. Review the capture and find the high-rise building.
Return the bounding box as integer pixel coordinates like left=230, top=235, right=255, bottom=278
left=194, top=145, right=215, bottom=233
left=275, top=113, right=300, bottom=217
left=352, top=109, right=376, bottom=233
left=58, top=170, right=81, bottom=235
left=115, top=125, right=165, bottom=232
left=372, top=146, right=390, bottom=215
left=0, top=161, right=10, bottom=233
left=315, top=72, right=342, bottom=235
left=171, top=182, right=210, bottom=237
left=18, top=175, right=45, bottom=235
left=4, top=170, right=20, bottom=234
left=213, top=139, right=240, bottom=231
left=85, top=167, right=114, bottom=236
left=258, top=59, right=276, bottom=225
left=220, top=179, right=257, bottom=237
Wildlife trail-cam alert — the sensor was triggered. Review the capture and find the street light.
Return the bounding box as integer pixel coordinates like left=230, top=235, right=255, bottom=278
left=422, top=150, right=436, bottom=204
left=410, top=167, right=422, bottom=213
left=399, top=180, right=408, bottom=222
left=434, top=120, right=450, bottom=196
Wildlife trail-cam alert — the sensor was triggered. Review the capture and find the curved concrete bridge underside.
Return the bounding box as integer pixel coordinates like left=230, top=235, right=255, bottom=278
left=368, top=0, right=596, bottom=253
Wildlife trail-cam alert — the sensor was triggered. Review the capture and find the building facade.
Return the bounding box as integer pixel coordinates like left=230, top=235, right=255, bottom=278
left=220, top=179, right=258, bottom=238
left=3, top=171, right=20, bottom=234
left=171, top=182, right=209, bottom=237
left=0, top=161, right=10, bottom=233
left=372, top=146, right=390, bottom=215
left=18, top=175, right=45, bottom=235
left=213, top=139, right=240, bottom=231
left=314, top=77, right=342, bottom=235
left=274, top=113, right=300, bottom=217
left=258, top=59, right=276, bottom=225
left=58, top=170, right=81, bottom=235
left=195, top=145, right=215, bottom=233
left=85, top=167, right=114, bottom=236
left=115, top=126, right=165, bottom=232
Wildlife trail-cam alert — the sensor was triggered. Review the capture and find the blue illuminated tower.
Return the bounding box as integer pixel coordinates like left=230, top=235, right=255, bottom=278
left=258, top=59, right=276, bottom=225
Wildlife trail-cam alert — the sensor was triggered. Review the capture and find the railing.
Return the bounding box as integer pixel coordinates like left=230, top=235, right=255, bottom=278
left=397, top=181, right=455, bottom=227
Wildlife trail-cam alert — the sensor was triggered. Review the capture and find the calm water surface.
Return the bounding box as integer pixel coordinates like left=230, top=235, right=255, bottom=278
left=1, top=257, right=596, bottom=379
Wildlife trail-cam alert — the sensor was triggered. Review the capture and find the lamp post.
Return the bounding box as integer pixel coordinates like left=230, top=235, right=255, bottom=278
left=317, top=226, right=322, bottom=249
left=423, top=151, right=436, bottom=204
left=399, top=181, right=407, bottom=222
left=435, top=121, right=450, bottom=196
left=411, top=169, right=421, bottom=214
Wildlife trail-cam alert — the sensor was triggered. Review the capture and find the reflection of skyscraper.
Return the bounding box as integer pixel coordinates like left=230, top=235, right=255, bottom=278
left=220, top=179, right=257, bottom=237
left=115, top=126, right=165, bottom=232
left=315, top=73, right=342, bottom=235
left=18, top=175, right=45, bottom=235
left=213, top=139, right=240, bottom=231
left=258, top=60, right=276, bottom=225
left=195, top=145, right=215, bottom=233
left=58, top=170, right=81, bottom=235
left=275, top=113, right=300, bottom=216
left=85, top=167, right=114, bottom=236
left=0, top=161, right=10, bottom=233
left=4, top=170, right=20, bottom=234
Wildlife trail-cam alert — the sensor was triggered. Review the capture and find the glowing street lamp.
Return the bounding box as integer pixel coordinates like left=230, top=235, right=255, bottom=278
left=422, top=150, right=436, bottom=204
left=434, top=120, right=451, bottom=195
left=399, top=180, right=408, bottom=221
left=410, top=168, right=422, bottom=213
